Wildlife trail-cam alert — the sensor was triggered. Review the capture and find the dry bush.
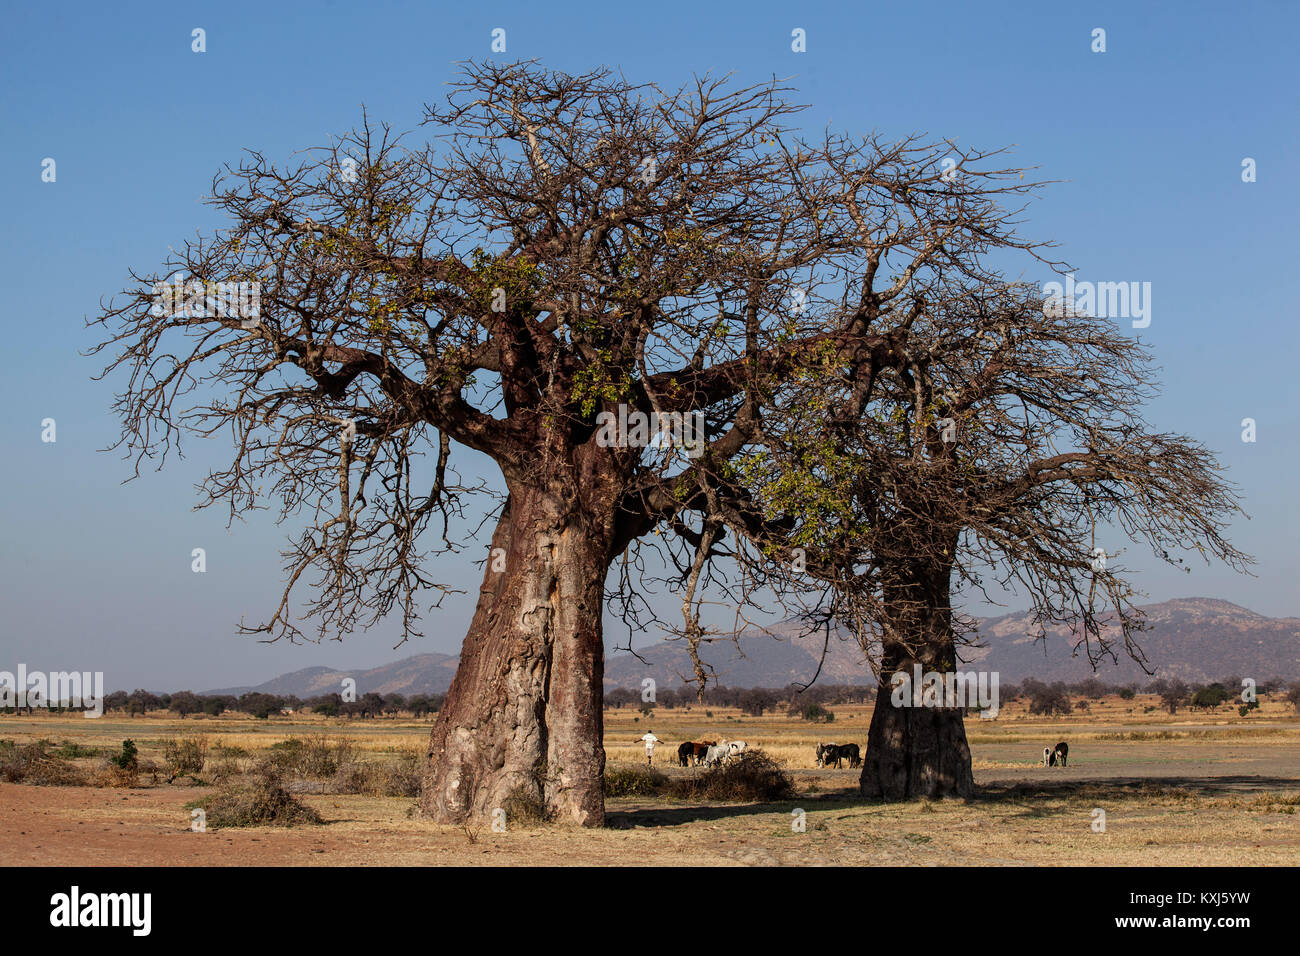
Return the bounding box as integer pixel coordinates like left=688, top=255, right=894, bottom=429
left=672, top=750, right=796, bottom=802
left=500, top=785, right=550, bottom=826
left=0, top=739, right=89, bottom=786
left=191, top=770, right=322, bottom=828
left=89, top=761, right=140, bottom=788
left=267, top=734, right=356, bottom=778
left=208, top=749, right=248, bottom=785
left=331, top=750, right=421, bottom=797
left=208, top=754, right=246, bottom=783
left=50, top=740, right=100, bottom=759
left=161, top=734, right=209, bottom=781
left=604, top=765, right=670, bottom=798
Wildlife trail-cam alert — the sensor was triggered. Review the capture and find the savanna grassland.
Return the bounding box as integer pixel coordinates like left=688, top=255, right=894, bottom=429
left=2, top=694, right=1297, bottom=866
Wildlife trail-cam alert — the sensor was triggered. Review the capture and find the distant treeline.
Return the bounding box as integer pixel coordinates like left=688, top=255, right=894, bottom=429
left=0, top=689, right=446, bottom=719
left=3, top=677, right=1298, bottom=719
left=604, top=676, right=1300, bottom=718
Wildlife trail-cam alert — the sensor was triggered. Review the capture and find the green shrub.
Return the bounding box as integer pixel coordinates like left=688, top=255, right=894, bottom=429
left=110, top=739, right=139, bottom=771
left=796, top=703, right=835, bottom=723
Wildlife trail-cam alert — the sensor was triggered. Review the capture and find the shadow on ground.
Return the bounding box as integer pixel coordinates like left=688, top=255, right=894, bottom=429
left=606, top=774, right=1300, bottom=828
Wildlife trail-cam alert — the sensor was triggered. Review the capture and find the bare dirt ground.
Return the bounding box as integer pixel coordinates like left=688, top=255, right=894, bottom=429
left=3, top=697, right=1298, bottom=866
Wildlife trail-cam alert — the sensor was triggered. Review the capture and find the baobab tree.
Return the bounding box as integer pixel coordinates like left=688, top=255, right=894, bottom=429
left=91, top=61, right=1246, bottom=825
left=743, top=282, right=1251, bottom=798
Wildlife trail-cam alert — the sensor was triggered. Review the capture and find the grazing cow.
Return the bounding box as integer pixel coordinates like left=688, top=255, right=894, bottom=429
left=838, top=743, right=861, bottom=769
left=1043, top=746, right=1054, bottom=767
left=690, top=740, right=716, bottom=766
left=1053, top=741, right=1069, bottom=767
left=728, top=740, right=747, bottom=757
left=704, top=742, right=731, bottom=767
left=817, top=743, right=844, bottom=768
left=677, top=741, right=694, bottom=768
left=817, top=743, right=861, bottom=769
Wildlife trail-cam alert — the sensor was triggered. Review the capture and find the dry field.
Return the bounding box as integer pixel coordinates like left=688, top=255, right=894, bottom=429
left=2, top=694, right=1298, bottom=866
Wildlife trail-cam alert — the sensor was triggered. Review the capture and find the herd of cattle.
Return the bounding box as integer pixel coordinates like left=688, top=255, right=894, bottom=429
left=672, top=738, right=866, bottom=769
left=814, top=742, right=862, bottom=768
left=671, top=738, right=1072, bottom=770
left=676, top=739, right=748, bottom=767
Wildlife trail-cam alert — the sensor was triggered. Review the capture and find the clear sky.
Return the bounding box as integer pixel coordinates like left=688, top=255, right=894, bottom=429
left=1, top=0, right=1296, bottom=690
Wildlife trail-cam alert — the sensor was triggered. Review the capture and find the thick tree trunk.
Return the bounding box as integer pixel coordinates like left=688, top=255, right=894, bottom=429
left=859, top=545, right=975, bottom=800
left=859, top=684, right=974, bottom=800
left=419, top=482, right=611, bottom=827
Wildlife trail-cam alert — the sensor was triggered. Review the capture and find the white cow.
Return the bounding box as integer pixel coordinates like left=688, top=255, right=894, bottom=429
left=704, top=742, right=731, bottom=767
left=727, top=740, right=747, bottom=757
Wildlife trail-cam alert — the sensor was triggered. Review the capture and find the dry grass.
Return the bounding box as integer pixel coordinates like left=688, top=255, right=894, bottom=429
left=1, top=693, right=1297, bottom=865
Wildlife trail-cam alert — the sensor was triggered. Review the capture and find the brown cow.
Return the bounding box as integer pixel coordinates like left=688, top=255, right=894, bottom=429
left=688, top=740, right=717, bottom=766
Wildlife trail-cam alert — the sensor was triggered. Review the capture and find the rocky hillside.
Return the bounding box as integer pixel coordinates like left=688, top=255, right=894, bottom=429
left=208, top=598, right=1300, bottom=696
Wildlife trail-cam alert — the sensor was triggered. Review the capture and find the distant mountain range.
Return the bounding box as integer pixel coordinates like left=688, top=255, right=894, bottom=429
left=206, top=653, right=459, bottom=698
left=604, top=598, right=1300, bottom=689
left=206, top=598, right=1300, bottom=697
left=964, top=597, right=1300, bottom=685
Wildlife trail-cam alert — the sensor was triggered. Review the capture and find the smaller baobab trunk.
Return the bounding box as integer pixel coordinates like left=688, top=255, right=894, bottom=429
left=859, top=545, right=975, bottom=800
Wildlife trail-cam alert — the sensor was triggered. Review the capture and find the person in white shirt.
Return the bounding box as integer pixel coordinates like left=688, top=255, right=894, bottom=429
left=639, top=732, right=662, bottom=766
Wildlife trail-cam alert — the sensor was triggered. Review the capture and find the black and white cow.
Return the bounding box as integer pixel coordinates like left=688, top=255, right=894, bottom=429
left=1043, top=742, right=1069, bottom=767
left=817, top=742, right=861, bottom=769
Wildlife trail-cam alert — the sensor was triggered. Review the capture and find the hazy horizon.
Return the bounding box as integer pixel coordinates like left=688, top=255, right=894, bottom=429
left=103, top=594, right=1299, bottom=695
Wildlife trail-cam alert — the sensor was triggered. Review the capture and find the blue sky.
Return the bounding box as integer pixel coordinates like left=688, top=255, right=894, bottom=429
left=1, top=0, right=1296, bottom=689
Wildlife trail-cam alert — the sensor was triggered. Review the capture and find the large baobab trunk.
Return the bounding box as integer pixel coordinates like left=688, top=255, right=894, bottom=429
left=859, top=679, right=974, bottom=800
left=419, top=482, right=612, bottom=827
left=859, top=550, right=975, bottom=800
